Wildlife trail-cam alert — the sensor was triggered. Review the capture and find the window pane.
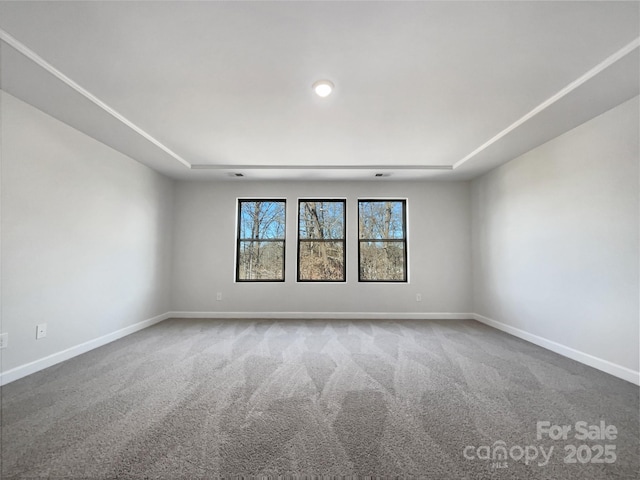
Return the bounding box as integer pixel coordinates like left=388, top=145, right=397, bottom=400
left=299, top=241, right=345, bottom=281
left=297, top=200, right=346, bottom=282
left=238, top=241, right=284, bottom=280
left=358, top=201, right=405, bottom=239
left=239, top=201, right=285, bottom=240
left=237, top=199, right=286, bottom=282
left=359, top=241, right=406, bottom=281
left=299, top=201, right=344, bottom=239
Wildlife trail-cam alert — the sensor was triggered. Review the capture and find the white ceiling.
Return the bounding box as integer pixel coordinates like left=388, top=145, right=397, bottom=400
left=0, top=1, right=638, bottom=181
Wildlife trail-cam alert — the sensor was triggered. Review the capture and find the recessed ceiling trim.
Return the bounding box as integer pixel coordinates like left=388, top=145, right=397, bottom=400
left=0, top=27, right=192, bottom=169
left=1, top=20, right=636, bottom=179
left=453, top=36, right=640, bottom=169
left=190, top=164, right=453, bottom=170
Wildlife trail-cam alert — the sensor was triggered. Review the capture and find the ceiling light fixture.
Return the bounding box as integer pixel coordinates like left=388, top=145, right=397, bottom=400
left=312, top=80, right=334, bottom=97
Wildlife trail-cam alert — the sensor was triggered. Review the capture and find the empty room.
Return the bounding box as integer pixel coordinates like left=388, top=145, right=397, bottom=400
left=0, top=1, right=638, bottom=478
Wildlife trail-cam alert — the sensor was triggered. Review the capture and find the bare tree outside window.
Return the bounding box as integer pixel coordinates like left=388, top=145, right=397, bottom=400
left=358, top=200, right=407, bottom=282
left=236, top=200, right=286, bottom=281
left=298, top=200, right=346, bottom=281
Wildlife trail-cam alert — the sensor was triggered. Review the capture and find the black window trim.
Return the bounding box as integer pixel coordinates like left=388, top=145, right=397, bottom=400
left=235, top=198, right=287, bottom=282
left=297, top=198, right=347, bottom=283
left=357, top=198, right=408, bottom=283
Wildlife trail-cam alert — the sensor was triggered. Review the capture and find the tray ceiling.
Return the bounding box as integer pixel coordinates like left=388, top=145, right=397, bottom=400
left=1, top=1, right=638, bottom=180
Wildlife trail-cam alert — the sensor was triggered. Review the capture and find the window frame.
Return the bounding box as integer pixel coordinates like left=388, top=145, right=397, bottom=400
left=357, top=198, right=408, bottom=283
left=235, top=198, right=287, bottom=282
left=297, top=198, right=347, bottom=283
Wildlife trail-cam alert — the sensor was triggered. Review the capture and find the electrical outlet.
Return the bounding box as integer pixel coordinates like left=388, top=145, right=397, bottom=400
left=0, top=333, right=7, bottom=349
left=416, top=293, right=422, bottom=302
left=36, top=323, right=47, bottom=339
left=216, top=292, right=222, bottom=301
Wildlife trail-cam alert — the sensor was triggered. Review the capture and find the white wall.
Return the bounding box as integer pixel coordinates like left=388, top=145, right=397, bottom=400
left=4, top=84, right=636, bottom=385
left=0, top=91, right=174, bottom=380
left=171, top=180, right=472, bottom=317
left=471, top=96, right=639, bottom=382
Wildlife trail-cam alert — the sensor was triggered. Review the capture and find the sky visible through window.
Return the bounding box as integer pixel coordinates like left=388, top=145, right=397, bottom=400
left=299, top=201, right=344, bottom=239
left=236, top=199, right=406, bottom=282
left=298, top=200, right=346, bottom=281
left=358, top=201, right=405, bottom=239
left=358, top=200, right=407, bottom=282
left=237, top=200, right=286, bottom=281
left=239, top=201, right=285, bottom=239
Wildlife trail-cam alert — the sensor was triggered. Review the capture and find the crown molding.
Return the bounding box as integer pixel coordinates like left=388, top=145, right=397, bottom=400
left=2, top=27, right=637, bottom=176
left=0, top=28, right=192, bottom=169
left=453, top=36, right=640, bottom=169
left=190, top=164, right=453, bottom=170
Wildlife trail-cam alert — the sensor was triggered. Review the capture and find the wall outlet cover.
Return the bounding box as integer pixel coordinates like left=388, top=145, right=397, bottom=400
left=36, top=323, right=47, bottom=339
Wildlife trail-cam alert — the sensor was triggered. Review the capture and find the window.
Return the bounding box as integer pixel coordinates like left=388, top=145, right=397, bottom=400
left=298, top=200, right=346, bottom=281
left=358, top=199, right=407, bottom=282
left=236, top=199, right=286, bottom=281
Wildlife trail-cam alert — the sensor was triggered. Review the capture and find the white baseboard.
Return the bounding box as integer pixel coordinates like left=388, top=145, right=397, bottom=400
left=0, top=312, right=171, bottom=386
left=6, top=311, right=634, bottom=387
left=473, top=313, right=640, bottom=386
left=168, top=311, right=475, bottom=320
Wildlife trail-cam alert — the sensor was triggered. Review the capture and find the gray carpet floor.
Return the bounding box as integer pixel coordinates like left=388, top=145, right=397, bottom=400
left=2, top=318, right=638, bottom=479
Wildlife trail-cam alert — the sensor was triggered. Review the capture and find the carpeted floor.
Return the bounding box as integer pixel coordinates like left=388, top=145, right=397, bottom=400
left=2, top=318, right=638, bottom=479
